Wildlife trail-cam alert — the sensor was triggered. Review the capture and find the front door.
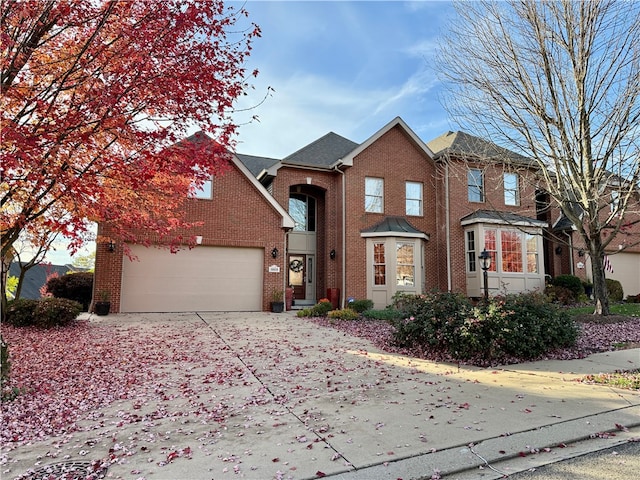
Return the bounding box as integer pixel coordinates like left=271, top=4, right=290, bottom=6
left=288, top=254, right=306, bottom=302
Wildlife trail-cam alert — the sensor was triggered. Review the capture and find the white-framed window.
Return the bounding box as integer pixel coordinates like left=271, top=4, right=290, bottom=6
left=405, top=181, right=423, bottom=216
left=526, top=233, right=538, bottom=273
left=365, top=177, right=384, bottom=213
left=373, top=242, right=386, bottom=285
left=480, top=228, right=541, bottom=274
left=610, top=190, right=620, bottom=214
left=504, top=172, right=519, bottom=206
left=396, top=242, right=415, bottom=286
left=468, top=169, right=484, bottom=202
left=466, top=231, right=477, bottom=272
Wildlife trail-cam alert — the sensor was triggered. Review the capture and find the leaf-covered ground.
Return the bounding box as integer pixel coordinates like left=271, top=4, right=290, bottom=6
left=1, top=313, right=638, bottom=476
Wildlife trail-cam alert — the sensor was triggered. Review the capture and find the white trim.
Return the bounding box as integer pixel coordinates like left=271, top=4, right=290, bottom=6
left=361, top=231, right=430, bottom=240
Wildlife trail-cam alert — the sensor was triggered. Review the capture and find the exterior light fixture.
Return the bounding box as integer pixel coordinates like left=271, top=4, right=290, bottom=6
left=107, top=240, right=116, bottom=252
left=478, top=249, right=491, bottom=301
left=271, top=247, right=278, bottom=259
left=195, top=235, right=203, bottom=245
left=330, top=249, right=336, bottom=260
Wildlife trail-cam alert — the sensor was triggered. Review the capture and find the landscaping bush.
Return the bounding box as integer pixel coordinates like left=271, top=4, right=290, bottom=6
left=390, top=291, right=473, bottom=351
left=545, top=284, right=576, bottom=305
left=296, top=300, right=333, bottom=317
left=348, top=299, right=374, bottom=313
left=46, top=272, right=93, bottom=311
left=389, top=291, right=578, bottom=364
left=327, top=308, right=359, bottom=321
left=606, top=278, right=624, bottom=302
left=625, top=293, right=640, bottom=303
left=362, top=308, right=404, bottom=321
left=5, top=299, right=39, bottom=327
left=33, top=298, right=83, bottom=328
left=551, top=275, right=583, bottom=298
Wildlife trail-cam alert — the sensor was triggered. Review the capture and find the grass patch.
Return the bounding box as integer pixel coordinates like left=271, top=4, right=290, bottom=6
left=565, top=303, right=640, bottom=317
left=580, top=369, right=639, bottom=390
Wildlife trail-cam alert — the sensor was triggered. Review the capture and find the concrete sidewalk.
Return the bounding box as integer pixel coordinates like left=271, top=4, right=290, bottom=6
left=3, top=312, right=639, bottom=480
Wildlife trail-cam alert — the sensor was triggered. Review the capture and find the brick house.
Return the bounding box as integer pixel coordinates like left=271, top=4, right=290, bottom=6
left=93, top=117, right=639, bottom=313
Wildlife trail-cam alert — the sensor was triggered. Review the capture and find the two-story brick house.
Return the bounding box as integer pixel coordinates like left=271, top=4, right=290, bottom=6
left=92, top=116, right=638, bottom=313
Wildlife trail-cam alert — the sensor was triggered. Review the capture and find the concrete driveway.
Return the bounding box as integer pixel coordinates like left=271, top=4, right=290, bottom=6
left=3, top=312, right=639, bottom=479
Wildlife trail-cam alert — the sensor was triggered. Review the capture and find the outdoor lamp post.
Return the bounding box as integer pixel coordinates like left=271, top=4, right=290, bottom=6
left=479, top=249, right=491, bottom=301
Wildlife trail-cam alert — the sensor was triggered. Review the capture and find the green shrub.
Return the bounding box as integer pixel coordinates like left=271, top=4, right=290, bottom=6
left=46, top=272, right=93, bottom=311
left=545, top=285, right=576, bottom=305
left=606, top=278, right=624, bottom=302
left=296, top=300, right=333, bottom=317
left=389, top=291, right=578, bottom=364
left=625, top=294, right=640, bottom=303
left=551, top=275, right=583, bottom=298
left=390, top=291, right=473, bottom=351
left=5, top=299, right=39, bottom=327
left=348, top=299, right=374, bottom=313
left=327, top=308, right=359, bottom=320
left=33, top=298, right=82, bottom=328
left=362, top=308, right=404, bottom=321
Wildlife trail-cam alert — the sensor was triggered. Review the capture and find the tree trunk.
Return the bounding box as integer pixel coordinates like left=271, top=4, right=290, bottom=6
left=589, top=241, right=609, bottom=316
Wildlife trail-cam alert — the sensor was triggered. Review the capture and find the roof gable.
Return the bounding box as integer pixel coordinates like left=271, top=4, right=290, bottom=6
left=427, top=131, right=534, bottom=166
left=283, top=132, right=358, bottom=168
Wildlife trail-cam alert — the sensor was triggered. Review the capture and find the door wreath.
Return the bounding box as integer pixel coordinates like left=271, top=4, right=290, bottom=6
left=289, top=259, right=303, bottom=272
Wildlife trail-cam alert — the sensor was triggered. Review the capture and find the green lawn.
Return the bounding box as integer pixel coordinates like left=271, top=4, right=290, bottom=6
left=566, top=302, right=640, bottom=317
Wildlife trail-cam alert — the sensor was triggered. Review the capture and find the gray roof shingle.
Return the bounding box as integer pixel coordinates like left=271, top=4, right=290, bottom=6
left=361, top=216, right=429, bottom=238
left=283, top=132, right=358, bottom=168
left=460, top=209, right=547, bottom=227
left=427, top=131, right=534, bottom=166
left=235, top=153, right=280, bottom=177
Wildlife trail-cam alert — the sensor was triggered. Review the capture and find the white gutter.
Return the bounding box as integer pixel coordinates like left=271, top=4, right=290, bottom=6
left=565, top=231, right=574, bottom=275
left=335, top=161, right=346, bottom=309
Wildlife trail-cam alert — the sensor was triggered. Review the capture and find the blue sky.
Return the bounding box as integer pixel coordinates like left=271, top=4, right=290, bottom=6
left=231, top=0, right=456, bottom=158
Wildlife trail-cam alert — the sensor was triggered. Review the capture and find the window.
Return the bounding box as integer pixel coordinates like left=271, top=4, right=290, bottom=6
left=466, top=231, right=476, bottom=272
left=396, top=242, right=414, bottom=286
left=365, top=177, right=384, bottom=213
left=501, top=230, right=523, bottom=272
left=190, top=177, right=213, bottom=199
left=373, top=242, right=386, bottom=285
left=468, top=169, right=484, bottom=202
left=610, top=191, right=620, bottom=214
left=405, top=182, right=423, bottom=216
left=504, top=173, right=519, bottom=206
left=484, top=229, right=497, bottom=271
left=526, top=234, right=538, bottom=273
left=289, top=193, right=316, bottom=231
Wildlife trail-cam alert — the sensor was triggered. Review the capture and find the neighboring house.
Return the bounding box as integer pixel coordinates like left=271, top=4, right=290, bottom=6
left=93, top=117, right=640, bottom=313
left=8, top=262, right=74, bottom=299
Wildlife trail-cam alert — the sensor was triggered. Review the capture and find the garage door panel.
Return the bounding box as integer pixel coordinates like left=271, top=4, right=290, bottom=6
left=121, top=245, right=263, bottom=312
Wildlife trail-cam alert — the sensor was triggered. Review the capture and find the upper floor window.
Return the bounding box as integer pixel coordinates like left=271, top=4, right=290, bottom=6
left=289, top=193, right=316, bottom=231
left=405, top=182, right=423, bottom=216
left=190, top=177, right=213, bottom=199
left=610, top=190, right=620, bottom=214
left=504, top=172, right=519, bottom=206
left=468, top=169, right=484, bottom=202
left=365, top=177, right=384, bottom=213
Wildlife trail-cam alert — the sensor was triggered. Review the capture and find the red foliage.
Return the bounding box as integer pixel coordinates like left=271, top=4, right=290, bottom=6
left=1, top=0, right=260, bottom=256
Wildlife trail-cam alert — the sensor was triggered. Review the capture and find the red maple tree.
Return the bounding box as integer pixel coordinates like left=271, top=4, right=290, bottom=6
left=1, top=0, right=261, bottom=306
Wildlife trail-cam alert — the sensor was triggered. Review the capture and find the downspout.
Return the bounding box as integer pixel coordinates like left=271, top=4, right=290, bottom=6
left=335, top=162, right=346, bottom=308
left=445, top=162, right=452, bottom=291
left=565, top=231, right=574, bottom=276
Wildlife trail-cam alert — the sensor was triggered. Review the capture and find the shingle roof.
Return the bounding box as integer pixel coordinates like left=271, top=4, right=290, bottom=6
left=361, top=216, right=429, bottom=239
left=427, top=131, right=534, bottom=166
left=460, top=210, right=547, bottom=227
left=235, top=153, right=280, bottom=177
left=283, top=132, right=358, bottom=168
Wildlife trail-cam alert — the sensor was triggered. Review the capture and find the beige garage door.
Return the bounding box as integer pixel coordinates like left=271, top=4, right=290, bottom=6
left=121, top=245, right=263, bottom=312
